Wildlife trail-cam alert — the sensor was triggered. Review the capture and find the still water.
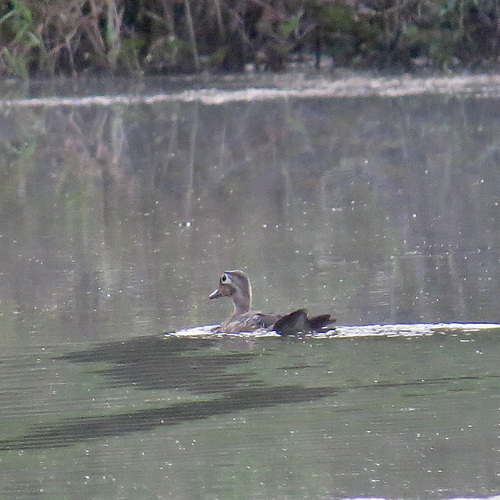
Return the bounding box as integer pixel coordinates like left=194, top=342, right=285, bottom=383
left=0, top=75, right=499, bottom=499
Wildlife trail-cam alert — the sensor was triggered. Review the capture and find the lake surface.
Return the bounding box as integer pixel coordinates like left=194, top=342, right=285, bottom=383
left=0, top=74, right=499, bottom=499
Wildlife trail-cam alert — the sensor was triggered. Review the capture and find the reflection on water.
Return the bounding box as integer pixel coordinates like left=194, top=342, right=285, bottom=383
left=0, top=93, right=499, bottom=342
left=0, top=82, right=499, bottom=498
left=0, top=327, right=499, bottom=498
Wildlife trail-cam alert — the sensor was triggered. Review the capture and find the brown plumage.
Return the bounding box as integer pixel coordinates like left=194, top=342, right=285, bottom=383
left=209, top=270, right=336, bottom=335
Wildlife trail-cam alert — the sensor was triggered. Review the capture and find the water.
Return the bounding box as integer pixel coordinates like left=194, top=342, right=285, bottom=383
left=0, top=326, right=499, bottom=498
left=0, top=75, right=499, bottom=499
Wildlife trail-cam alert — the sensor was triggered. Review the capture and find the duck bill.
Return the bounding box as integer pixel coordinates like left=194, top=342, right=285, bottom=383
left=209, top=288, right=222, bottom=299
left=209, top=282, right=232, bottom=299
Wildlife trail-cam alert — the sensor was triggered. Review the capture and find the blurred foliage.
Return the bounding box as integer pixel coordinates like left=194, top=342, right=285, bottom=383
left=0, top=0, right=499, bottom=76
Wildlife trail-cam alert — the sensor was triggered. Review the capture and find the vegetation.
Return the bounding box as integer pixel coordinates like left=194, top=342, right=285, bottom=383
left=0, top=0, right=500, bottom=78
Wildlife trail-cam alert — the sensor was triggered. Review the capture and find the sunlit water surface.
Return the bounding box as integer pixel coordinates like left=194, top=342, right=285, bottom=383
left=0, top=74, right=499, bottom=499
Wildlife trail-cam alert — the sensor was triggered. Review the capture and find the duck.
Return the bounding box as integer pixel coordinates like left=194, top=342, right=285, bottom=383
left=209, top=270, right=336, bottom=335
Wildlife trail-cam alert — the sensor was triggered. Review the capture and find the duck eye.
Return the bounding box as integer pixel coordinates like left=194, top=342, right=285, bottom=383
left=220, top=273, right=229, bottom=284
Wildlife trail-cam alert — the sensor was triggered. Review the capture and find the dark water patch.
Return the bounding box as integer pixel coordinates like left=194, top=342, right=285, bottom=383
left=2, top=367, right=497, bottom=452
left=57, top=335, right=263, bottom=394
left=0, top=385, right=339, bottom=451
left=0, top=329, right=498, bottom=498
left=57, top=335, right=216, bottom=363
left=5, top=331, right=498, bottom=451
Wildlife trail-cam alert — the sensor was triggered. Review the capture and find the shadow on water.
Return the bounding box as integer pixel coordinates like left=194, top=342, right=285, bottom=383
left=0, top=386, right=340, bottom=450
left=58, top=335, right=261, bottom=393
left=0, top=335, right=340, bottom=450
left=2, top=329, right=498, bottom=452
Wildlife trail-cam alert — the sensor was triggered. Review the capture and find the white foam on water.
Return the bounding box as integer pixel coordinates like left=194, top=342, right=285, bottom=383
left=345, top=497, right=500, bottom=500
left=168, top=322, right=500, bottom=339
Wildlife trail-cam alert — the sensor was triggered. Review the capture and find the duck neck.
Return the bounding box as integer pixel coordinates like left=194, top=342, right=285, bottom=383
left=232, top=289, right=251, bottom=315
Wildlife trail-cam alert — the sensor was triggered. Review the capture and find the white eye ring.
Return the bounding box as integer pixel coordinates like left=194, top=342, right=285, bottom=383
left=221, top=273, right=229, bottom=284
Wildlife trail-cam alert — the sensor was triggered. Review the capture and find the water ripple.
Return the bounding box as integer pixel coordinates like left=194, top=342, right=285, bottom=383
left=171, top=322, right=500, bottom=339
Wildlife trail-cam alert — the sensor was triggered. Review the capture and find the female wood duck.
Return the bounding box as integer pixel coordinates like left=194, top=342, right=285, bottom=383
left=209, top=270, right=336, bottom=335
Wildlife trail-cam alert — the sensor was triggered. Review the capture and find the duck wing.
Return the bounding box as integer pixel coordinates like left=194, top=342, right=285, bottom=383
left=254, top=312, right=282, bottom=329
left=220, top=311, right=281, bottom=333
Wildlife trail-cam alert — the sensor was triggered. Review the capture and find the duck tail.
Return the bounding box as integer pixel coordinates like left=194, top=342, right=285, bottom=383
left=273, top=309, right=336, bottom=336
left=308, top=314, right=336, bottom=331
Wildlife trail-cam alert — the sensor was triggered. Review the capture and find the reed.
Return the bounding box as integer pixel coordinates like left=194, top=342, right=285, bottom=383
left=0, top=0, right=499, bottom=78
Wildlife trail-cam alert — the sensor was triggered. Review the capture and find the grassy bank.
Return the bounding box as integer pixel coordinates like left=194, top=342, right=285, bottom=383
left=1, top=0, right=499, bottom=78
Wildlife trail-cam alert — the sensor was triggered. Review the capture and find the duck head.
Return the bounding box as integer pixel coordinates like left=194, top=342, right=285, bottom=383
left=209, top=270, right=252, bottom=315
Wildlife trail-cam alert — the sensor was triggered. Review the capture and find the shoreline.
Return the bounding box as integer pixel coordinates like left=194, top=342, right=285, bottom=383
left=1, top=72, right=500, bottom=108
